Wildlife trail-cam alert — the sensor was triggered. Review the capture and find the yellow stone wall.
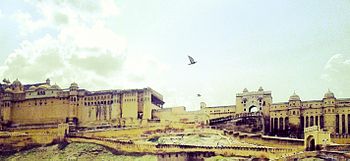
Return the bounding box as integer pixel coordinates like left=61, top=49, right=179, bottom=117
left=236, top=88, right=272, bottom=114
left=11, top=98, right=69, bottom=125
left=0, top=79, right=164, bottom=129
left=201, top=106, right=235, bottom=119
left=270, top=95, right=350, bottom=135
left=153, top=107, right=209, bottom=124
left=121, top=92, right=138, bottom=119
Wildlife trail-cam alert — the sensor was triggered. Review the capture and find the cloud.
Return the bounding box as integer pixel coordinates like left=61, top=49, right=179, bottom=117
left=1, top=34, right=125, bottom=89
left=322, top=54, right=350, bottom=95
left=13, top=11, right=48, bottom=36
left=1, top=0, right=167, bottom=92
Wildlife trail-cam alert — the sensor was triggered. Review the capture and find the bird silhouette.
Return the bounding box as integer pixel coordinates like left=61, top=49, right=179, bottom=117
left=197, top=94, right=201, bottom=97
left=188, top=55, right=197, bottom=65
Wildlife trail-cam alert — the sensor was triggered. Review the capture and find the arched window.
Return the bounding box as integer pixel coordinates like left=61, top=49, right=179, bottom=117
left=271, top=118, right=274, bottom=133
left=348, top=114, right=350, bottom=134
left=336, top=114, right=340, bottom=133
left=310, top=116, right=314, bottom=126
left=279, top=117, right=284, bottom=130
left=274, top=118, right=278, bottom=133
left=300, top=116, right=304, bottom=130
left=342, top=114, right=346, bottom=134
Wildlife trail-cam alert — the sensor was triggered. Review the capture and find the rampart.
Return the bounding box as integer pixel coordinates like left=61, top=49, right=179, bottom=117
left=67, top=135, right=295, bottom=159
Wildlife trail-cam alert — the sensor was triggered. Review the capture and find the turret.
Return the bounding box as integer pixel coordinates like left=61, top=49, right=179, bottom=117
left=200, top=102, right=206, bottom=109
left=287, top=92, right=301, bottom=132
left=12, top=79, right=23, bottom=93
left=322, top=89, right=336, bottom=133
left=289, top=91, right=301, bottom=107
left=69, top=82, right=79, bottom=91
left=68, top=82, right=79, bottom=131
left=323, top=89, right=335, bottom=107
left=46, top=78, right=51, bottom=85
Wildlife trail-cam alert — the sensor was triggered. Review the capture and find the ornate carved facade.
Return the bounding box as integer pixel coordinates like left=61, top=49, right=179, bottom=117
left=201, top=87, right=350, bottom=138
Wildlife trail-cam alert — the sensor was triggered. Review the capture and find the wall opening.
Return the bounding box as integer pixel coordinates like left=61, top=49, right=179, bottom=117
left=249, top=105, right=258, bottom=112
left=306, top=135, right=316, bottom=151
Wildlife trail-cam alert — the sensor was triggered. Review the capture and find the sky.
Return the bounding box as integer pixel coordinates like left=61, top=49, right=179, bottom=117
left=0, top=0, right=350, bottom=110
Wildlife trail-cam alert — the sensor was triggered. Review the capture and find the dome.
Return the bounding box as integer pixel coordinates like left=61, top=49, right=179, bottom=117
left=12, top=78, right=21, bottom=86
left=324, top=89, right=335, bottom=99
left=70, top=82, right=79, bottom=90
left=289, top=92, right=300, bottom=101
left=243, top=88, right=248, bottom=93
left=29, top=86, right=37, bottom=90
left=50, top=84, right=60, bottom=89
left=200, top=102, right=206, bottom=109
left=258, top=86, right=264, bottom=92
left=37, top=84, right=50, bottom=89
left=70, top=82, right=78, bottom=87
left=5, top=88, right=12, bottom=92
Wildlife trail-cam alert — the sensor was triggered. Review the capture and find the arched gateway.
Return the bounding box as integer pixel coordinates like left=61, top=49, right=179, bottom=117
left=304, top=126, right=331, bottom=151
left=306, top=135, right=315, bottom=151
left=249, top=105, right=259, bottom=113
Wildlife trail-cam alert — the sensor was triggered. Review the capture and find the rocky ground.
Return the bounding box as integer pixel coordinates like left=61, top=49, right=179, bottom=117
left=0, top=141, right=252, bottom=161
left=0, top=143, right=157, bottom=161
left=152, top=133, right=253, bottom=147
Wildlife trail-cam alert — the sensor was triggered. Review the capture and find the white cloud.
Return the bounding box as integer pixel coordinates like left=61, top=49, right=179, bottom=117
left=322, top=54, right=350, bottom=96
left=13, top=11, right=48, bottom=36
left=1, top=0, right=167, bottom=92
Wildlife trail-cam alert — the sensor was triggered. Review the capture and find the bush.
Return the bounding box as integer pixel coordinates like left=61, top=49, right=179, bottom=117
left=58, top=140, right=69, bottom=150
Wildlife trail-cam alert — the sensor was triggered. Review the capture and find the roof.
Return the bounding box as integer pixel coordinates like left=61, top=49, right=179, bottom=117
left=302, top=100, right=323, bottom=103
left=206, top=105, right=235, bottom=108
left=23, top=83, right=47, bottom=90
left=337, top=98, right=350, bottom=101
left=272, top=102, right=288, bottom=105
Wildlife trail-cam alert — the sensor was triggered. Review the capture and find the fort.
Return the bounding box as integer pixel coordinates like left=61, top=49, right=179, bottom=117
left=1, top=79, right=350, bottom=159
left=0, top=78, right=164, bottom=130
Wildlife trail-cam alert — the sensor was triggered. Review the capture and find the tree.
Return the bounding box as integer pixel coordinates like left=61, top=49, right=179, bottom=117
left=2, top=78, right=10, bottom=84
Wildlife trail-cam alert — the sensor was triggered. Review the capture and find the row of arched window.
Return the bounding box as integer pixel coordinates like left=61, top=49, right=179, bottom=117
left=270, top=117, right=289, bottom=132
left=335, top=114, right=350, bottom=134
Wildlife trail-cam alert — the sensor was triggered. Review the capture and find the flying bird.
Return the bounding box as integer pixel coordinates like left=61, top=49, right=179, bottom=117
left=188, top=55, right=197, bottom=65
left=197, top=94, right=201, bottom=97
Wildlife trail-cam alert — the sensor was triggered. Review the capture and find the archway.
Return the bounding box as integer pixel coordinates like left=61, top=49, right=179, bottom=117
left=72, top=117, right=78, bottom=125
left=306, top=135, right=316, bottom=151
left=249, top=105, right=258, bottom=112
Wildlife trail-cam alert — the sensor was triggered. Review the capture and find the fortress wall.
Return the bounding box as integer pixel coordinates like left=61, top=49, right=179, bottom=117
left=11, top=98, right=69, bottom=125
left=230, top=132, right=303, bottom=149
left=331, top=134, right=350, bottom=144
left=0, top=125, right=68, bottom=153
